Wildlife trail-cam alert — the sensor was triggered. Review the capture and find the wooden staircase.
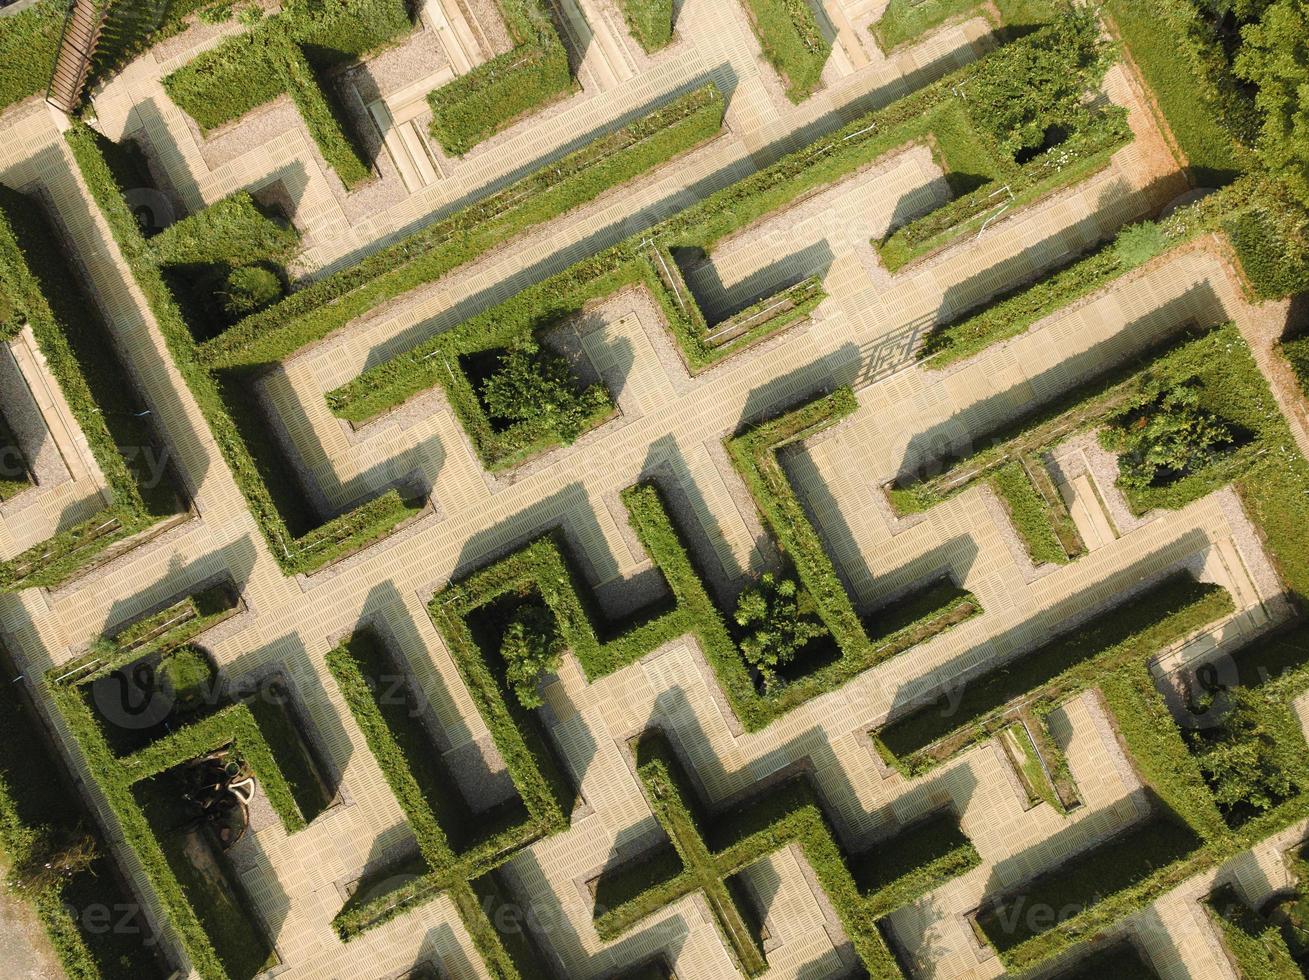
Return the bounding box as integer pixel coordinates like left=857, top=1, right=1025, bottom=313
left=47, top=0, right=108, bottom=114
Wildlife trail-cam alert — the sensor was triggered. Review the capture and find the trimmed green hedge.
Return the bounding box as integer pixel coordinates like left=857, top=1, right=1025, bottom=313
left=593, top=731, right=977, bottom=977
left=875, top=575, right=1233, bottom=772
left=66, top=123, right=426, bottom=577
left=162, top=0, right=412, bottom=188
left=737, top=0, right=831, bottom=102
left=428, top=388, right=977, bottom=732
left=0, top=184, right=187, bottom=590
left=325, top=628, right=579, bottom=976
left=331, top=16, right=1131, bottom=424
left=619, top=0, right=674, bottom=51
left=976, top=817, right=1202, bottom=952
left=427, top=0, right=572, bottom=155
left=0, top=0, right=63, bottom=112
left=1207, top=885, right=1305, bottom=979
left=920, top=217, right=1185, bottom=368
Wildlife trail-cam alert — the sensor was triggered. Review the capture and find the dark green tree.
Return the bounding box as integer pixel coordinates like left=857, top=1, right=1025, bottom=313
left=1236, top=0, right=1309, bottom=207
left=1190, top=686, right=1298, bottom=814
left=1102, top=384, right=1233, bottom=490
left=500, top=603, right=565, bottom=709
left=733, top=573, right=826, bottom=691
left=480, top=341, right=608, bottom=441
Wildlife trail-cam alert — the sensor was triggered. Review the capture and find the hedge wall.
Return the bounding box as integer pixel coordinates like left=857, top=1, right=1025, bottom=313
left=0, top=0, right=63, bottom=111
left=162, top=0, right=412, bottom=188
left=324, top=629, right=583, bottom=977
left=201, top=82, right=725, bottom=369
left=427, top=0, right=573, bottom=155
left=0, top=647, right=168, bottom=980
left=427, top=386, right=977, bottom=732
left=1103, top=0, right=1255, bottom=187
left=66, top=123, right=426, bottom=577
left=872, top=0, right=1058, bottom=53
left=0, top=184, right=188, bottom=590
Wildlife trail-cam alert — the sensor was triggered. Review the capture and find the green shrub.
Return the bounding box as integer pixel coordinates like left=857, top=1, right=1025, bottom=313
left=1226, top=185, right=1309, bottom=299
left=990, top=461, right=1068, bottom=565
left=1189, top=686, right=1306, bottom=817
left=157, top=646, right=218, bottom=714
left=149, top=191, right=298, bottom=268
left=733, top=573, right=826, bottom=690
left=965, top=8, right=1108, bottom=156
left=500, top=603, right=565, bottom=709
left=976, top=817, right=1203, bottom=953
left=0, top=650, right=168, bottom=980
left=1101, top=383, right=1235, bottom=491
left=619, top=0, right=674, bottom=50
left=1208, top=885, right=1304, bottom=980
left=221, top=265, right=284, bottom=318
left=479, top=342, right=609, bottom=442
left=66, top=124, right=428, bottom=577
left=738, top=0, right=831, bottom=102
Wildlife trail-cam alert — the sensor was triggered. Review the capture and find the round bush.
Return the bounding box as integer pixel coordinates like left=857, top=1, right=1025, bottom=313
left=158, top=645, right=217, bottom=714
left=221, top=264, right=283, bottom=319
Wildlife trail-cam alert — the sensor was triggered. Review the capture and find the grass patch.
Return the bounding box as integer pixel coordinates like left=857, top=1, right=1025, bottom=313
left=737, top=0, right=831, bottom=102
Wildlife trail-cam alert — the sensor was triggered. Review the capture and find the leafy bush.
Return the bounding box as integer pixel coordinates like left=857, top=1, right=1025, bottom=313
left=965, top=9, right=1108, bottom=156
left=221, top=265, right=284, bottom=318
left=1189, top=686, right=1304, bottom=816
left=738, top=0, right=831, bottom=102
left=157, top=646, right=218, bottom=715
left=619, top=0, right=674, bottom=50
left=1101, top=383, right=1235, bottom=491
left=1233, top=0, right=1309, bottom=207
left=479, top=342, right=609, bottom=442
left=733, top=573, right=826, bottom=690
left=500, top=603, right=564, bottom=708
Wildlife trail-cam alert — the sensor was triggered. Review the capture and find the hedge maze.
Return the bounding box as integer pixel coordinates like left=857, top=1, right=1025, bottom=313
left=67, top=82, right=727, bottom=576
left=46, top=584, right=337, bottom=980
left=592, top=732, right=979, bottom=978
left=6, top=1, right=1309, bottom=978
